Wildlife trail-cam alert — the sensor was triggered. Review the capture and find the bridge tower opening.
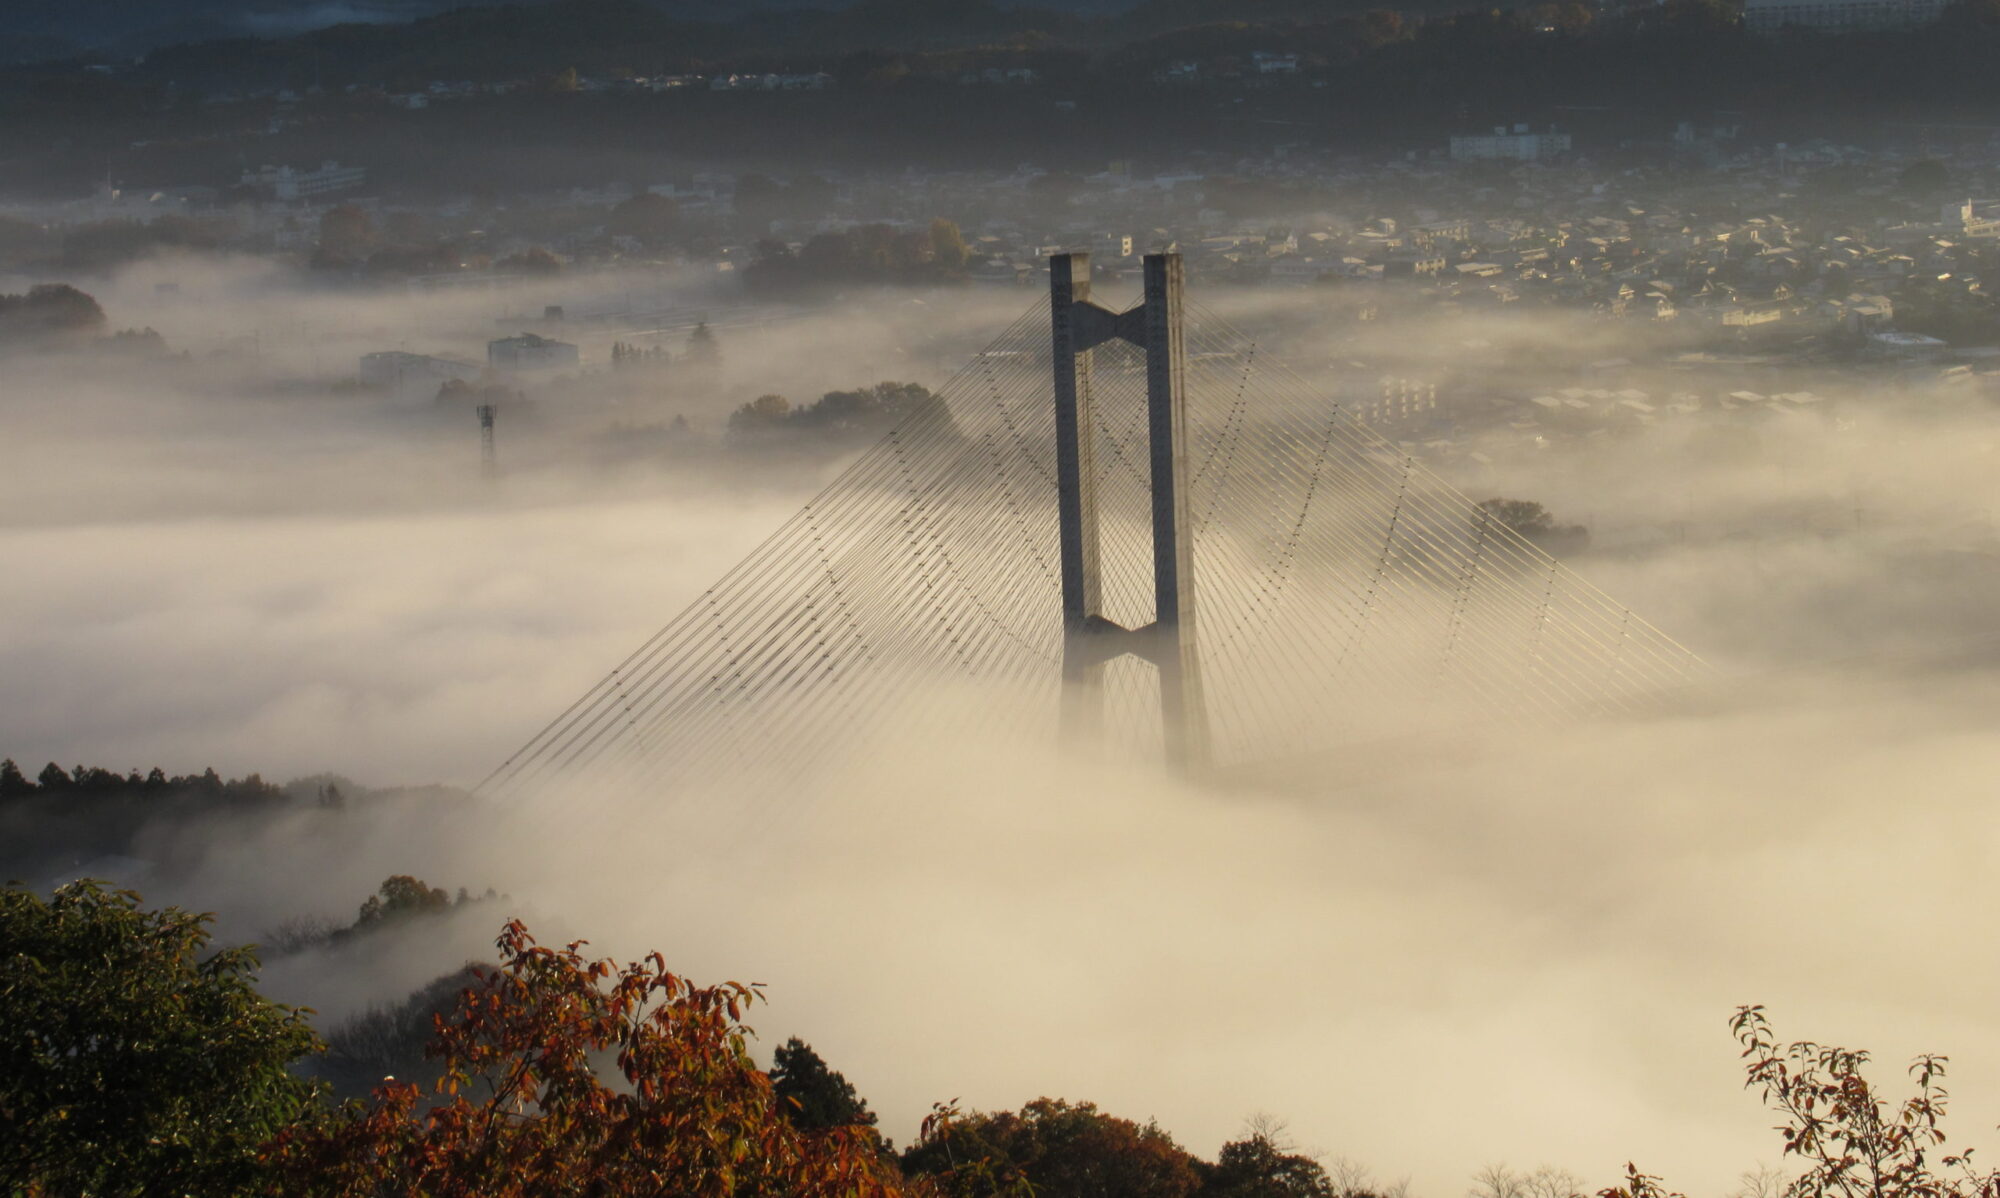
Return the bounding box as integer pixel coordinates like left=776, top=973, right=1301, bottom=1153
left=1049, top=252, right=1210, bottom=772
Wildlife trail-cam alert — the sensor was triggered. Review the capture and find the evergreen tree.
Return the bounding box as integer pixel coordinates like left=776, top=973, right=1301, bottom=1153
left=1200, top=1133, right=1336, bottom=1198
left=686, top=321, right=721, bottom=369
left=770, top=1037, right=878, bottom=1131
left=0, top=758, right=32, bottom=798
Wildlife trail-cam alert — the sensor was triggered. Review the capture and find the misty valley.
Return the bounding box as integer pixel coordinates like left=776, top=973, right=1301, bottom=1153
left=9, top=1, right=2000, bottom=1196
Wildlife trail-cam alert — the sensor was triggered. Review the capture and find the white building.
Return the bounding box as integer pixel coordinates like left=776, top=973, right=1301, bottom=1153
left=1450, top=126, right=1572, bottom=162
left=1745, top=0, right=1947, bottom=30
left=488, top=333, right=580, bottom=371
left=1941, top=199, right=2000, bottom=239
left=240, top=160, right=367, bottom=202
left=1251, top=51, right=1301, bottom=74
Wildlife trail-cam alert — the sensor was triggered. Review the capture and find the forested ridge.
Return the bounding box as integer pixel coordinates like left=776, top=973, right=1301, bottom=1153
left=14, top=0, right=2000, bottom=144
left=9, top=874, right=1999, bottom=1198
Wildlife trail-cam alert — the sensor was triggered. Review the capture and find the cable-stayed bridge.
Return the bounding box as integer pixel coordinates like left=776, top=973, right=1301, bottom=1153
left=482, top=254, right=1700, bottom=804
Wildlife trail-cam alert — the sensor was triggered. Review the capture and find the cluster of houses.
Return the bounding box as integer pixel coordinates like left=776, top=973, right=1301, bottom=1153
left=15, top=128, right=2000, bottom=457
left=861, top=153, right=2000, bottom=357
left=706, top=72, right=835, bottom=92
left=230, top=71, right=846, bottom=111
left=1155, top=50, right=1307, bottom=84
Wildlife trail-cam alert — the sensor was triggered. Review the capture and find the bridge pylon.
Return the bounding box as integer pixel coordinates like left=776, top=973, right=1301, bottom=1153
left=1049, top=252, right=1210, bottom=773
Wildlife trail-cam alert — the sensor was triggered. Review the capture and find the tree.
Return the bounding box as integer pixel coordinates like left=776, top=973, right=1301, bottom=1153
left=354, top=874, right=451, bottom=926
left=107, top=327, right=168, bottom=356
left=1728, top=1165, right=1791, bottom=1198
left=686, top=320, right=721, bottom=369
left=1202, top=1126, right=1336, bottom=1198
left=1476, top=498, right=1589, bottom=557
left=320, top=964, right=490, bottom=1097
left=1326, top=1155, right=1384, bottom=1198
left=1602, top=1007, right=2000, bottom=1198
left=1472, top=1164, right=1527, bottom=1198
left=929, top=218, right=971, bottom=270
left=266, top=921, right=907, bottom=1197
left=36, top=762, right=70, bottom=790
left=1482, top=1164, right=1581, bottom=1198
left=1598, top=1164, right=1685, bottom=1198
left=729, top=393, right=793, bottom=435
left=1730, top=1005, right=1995, bottom=1198
left=904, top=1097, right=1202, bottom=1198
left=771, top=1037, right=879, bottom=1132
left=0, top=757, right=32, bottom=798
left=728, top=382, right=946, bottom=444
left=0, top=283, right=107, bottom=342
left=0, top=881, right=324, bottom=1197
left=1523, top=1165, right=1587, bottom=1198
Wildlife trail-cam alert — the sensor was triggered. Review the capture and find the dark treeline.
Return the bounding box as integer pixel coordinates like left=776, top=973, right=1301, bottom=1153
left=0, top=756, right=284, bottom=803
left=0, top=756, right=468, bottom=896
left=726, top=381, right=950, bottom=448
left=13, top=0, right=1480, bottom=74
left=27, top=0, right=2000, bottom=115
left=0, top=282, right=169, bottom=360
left=0, top=283, right=104, bottom=343
left=12, top=1, right=2000, bottom=195
left=0, top=757, right=289, bottom=886
left=263, top=872, right=504, bottom=958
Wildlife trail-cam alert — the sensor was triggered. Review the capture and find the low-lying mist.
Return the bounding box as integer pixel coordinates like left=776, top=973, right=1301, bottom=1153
left=8, top=257, right=2000, bottom=1197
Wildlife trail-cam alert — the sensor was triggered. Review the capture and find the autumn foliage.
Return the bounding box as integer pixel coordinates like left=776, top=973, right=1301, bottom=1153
left=265, top=920, right=908, bottom=1197
left=1600, top=1006, right=2000, bottom=1198
left=45, top=876, right=2000, bottom=1198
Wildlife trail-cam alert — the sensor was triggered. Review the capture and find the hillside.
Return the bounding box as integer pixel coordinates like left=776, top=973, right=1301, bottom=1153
left=4, top=0, right=1500, bottom=61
